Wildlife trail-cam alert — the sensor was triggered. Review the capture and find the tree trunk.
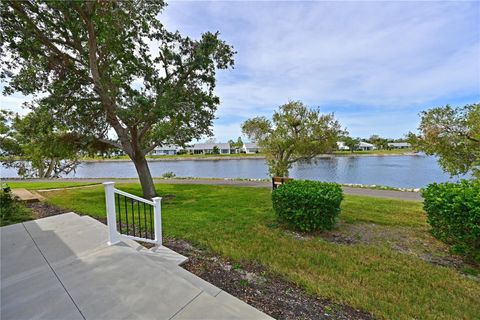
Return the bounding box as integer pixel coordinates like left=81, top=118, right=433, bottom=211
left=131, top=152, right=157, bottom=199
left=44, top=158, right=56, bottom=178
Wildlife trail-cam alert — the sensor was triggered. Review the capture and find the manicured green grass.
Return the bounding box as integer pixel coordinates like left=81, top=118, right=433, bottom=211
left=37, top=183, right=479, bottom=320
left=82, top=152, right=265, bottom=161
left=4, top=181, right=98, bottom=190
left=341, top=196, right=426, bottom=227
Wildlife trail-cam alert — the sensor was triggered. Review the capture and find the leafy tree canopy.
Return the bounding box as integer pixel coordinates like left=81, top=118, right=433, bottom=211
left=228, top=136, right=243, bottom=149
left=242, top=101, right=342, bottom=177
left=0, top=108, right=84, bottom=178
left=0, top=0, right=235, bottom=198
left=368, top=134, right=389, bottom=150
left=407, top=103, right=480, bottom=178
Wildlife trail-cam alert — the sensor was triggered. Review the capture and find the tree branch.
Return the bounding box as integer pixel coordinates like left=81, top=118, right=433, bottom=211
left=73, top=1, right=131, bottom=152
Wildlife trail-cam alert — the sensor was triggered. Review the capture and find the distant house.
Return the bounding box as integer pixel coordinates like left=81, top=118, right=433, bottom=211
left=336, top=141, right=350, bottom=151
left=242, top=142, right=261, bottom=154
left=388, top=142, right=411, bottom=149
left=152, top=144, right=182, bottom=156
left=358, top=141, right=375, bottom=151
left=192, top=142, right=231, bottom=154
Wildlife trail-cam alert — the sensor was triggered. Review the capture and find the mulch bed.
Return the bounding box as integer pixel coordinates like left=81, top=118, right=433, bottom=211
left=165, top=238, right=376, bottom=320
left=26, top=201, right=69, bottom=218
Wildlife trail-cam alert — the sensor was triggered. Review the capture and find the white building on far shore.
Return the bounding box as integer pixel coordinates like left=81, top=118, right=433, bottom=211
left=358, top=141, right=375, bottom=151
left=152, top=144, right=183, bottom=156
left=242, top=142, right=261, bottom=154
left=388, top=142, right=411, bottom=149
left=336, top=141, right=374, bottom=151
left=192, top=142, right=231, bottom=154
left=336, top=141, right=350, bottom=151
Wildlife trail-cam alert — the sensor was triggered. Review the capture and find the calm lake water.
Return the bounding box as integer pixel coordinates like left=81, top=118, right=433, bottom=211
left=0, top=155, right=464, bottom=188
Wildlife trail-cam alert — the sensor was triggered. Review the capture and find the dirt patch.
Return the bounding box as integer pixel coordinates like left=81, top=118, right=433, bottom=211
left=26, top=201, right=69, bottom=219
left=165, top=238, right=376, bottom=320
left=318, top=222, right=479, bottom=277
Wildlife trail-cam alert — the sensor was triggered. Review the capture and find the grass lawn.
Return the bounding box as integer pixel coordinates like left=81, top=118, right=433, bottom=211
left=5, top=181, right=98, bottom=190
left=7, top=182, right=479, bottom=319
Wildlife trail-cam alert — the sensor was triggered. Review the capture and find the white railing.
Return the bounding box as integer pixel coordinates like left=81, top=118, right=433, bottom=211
left=103, top=182, right=162, bottom=246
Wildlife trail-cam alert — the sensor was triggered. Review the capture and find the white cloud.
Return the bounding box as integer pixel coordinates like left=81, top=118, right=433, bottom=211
left=2, top=1, right=478, bottom=142
left=164, top=1, right=480, bottom=140
left=0, top=93, right=32, bottom=116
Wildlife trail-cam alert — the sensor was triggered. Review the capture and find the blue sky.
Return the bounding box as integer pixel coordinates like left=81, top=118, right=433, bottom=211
left=2, top=1, right=479, bottom=141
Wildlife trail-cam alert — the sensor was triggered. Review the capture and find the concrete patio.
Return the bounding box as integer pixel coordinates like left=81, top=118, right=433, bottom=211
left=1, top=213, right=272, bottom=320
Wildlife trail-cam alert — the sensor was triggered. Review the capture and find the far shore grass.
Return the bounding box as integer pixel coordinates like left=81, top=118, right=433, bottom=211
left=80, top=148, right=415, bottom=161
left=3, top=181, right=478, bottom=320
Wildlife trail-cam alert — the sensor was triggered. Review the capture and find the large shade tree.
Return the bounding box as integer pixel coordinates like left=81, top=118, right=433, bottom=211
left=407, top=103, right=480, bottom=179
left=0, top=1, right=235, bottom=198
left=242, top=101, right=342, bottom=177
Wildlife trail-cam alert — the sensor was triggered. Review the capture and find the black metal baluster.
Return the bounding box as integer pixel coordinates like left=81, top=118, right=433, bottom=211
left=116, top=193, right=121, bottom=232
left=143, top=202, right=147, bottom=239
left=149, top=205, right=153, bottom=240
left=131, top=198, right=135, bottom=236
left=125, top=195, right=129, bottom=235
left=137, top=200, right=141, bottom=237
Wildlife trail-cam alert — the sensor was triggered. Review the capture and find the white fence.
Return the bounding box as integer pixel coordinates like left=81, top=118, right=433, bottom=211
left=103, top=182, right=162, bottom=246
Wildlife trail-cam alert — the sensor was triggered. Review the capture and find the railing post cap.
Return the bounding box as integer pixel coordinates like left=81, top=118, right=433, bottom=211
left=103, top=181, right=115, bottom=186
left=152, top=196, right=162, bottom=202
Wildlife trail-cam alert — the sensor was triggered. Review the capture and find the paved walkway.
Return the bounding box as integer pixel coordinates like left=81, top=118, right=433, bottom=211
left=11, top=178, right=422, bottom=201
left=1, top=213, right=272, bottom=320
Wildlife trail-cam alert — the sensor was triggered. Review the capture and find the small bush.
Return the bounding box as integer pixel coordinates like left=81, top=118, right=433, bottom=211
left=0, top=184, right=33, bottom=226
left=162, top=171, right=176, bottom=178
left=272, top=180, right=343, bottom=232
left=422, top=180, right=480, bottom=262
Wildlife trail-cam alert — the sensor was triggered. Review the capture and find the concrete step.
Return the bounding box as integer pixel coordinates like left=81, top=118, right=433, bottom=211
left=172, top=290, right=272, bottom=320
left=143, top=254, right=221, bottom=297
left=79, top=215, right=272, bottom=318
left=143, top=245, right=189, bottom=265
left=53, top=244, right=206, bottom=320
left=16, top=213, right=273, bottom=319
left=80, top=215, right=189, bottom=265
left=11, top=188, right=41, bottom=203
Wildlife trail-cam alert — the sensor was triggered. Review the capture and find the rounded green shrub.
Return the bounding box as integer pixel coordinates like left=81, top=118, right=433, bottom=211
left=271, top=180, right=343, bottom=232
left=422, top=179, right=480, bottom=262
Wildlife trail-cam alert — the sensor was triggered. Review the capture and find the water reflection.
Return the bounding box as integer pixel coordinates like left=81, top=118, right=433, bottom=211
left=0, top=155, right=464, bottom=188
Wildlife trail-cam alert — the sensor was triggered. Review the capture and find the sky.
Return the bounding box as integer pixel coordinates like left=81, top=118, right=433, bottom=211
left=2, top=1, right=479, bottom=141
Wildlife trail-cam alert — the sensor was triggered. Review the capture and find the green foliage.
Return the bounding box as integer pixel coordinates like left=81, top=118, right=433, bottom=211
left=0, top=108, right=82, bottom=178
left=408, top=103, right=480, bottom=179
left=162, top=171, right=176, bottom=178
left=368, top=135, right=390, bottom=150
left=422, top=180, right=480, bottom=261
left=271, top=180, right=343, bottom=231
left=212, top=146, right=220, bottom=154
left=228, top=137, right=244, bottom=150
left=0, top=184, right=33, bottom=226
left=341, top=136, right=360, bottom=152
left=242, top=101, right=342, bottom=177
